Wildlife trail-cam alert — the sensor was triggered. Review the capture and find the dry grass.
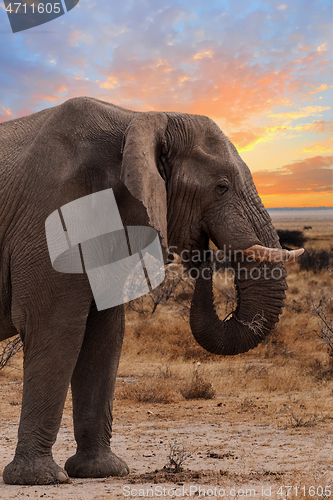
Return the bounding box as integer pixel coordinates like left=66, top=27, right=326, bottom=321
left=119, top=367, right=180, bottom=403
left=117, top=274, right=333, bottom=408
left=119, top=365, right=215, bottom=403
left=180, top=369, right=215, bottom=400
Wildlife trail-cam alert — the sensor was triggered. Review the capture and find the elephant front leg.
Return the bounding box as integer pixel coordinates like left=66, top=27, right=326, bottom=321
left=65, top=303, right=129, bottom=478
left=3, top=317, right=88, bottom=485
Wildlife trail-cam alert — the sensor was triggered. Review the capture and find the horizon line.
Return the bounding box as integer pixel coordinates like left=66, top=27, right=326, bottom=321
left=267, top=206, right=333, bottom=210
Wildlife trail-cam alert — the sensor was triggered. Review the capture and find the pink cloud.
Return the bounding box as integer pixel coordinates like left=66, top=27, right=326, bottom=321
left=253, top=156, right=333, bottom=196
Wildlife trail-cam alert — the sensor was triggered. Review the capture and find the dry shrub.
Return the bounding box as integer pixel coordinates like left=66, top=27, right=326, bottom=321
left=180, top=369, right=215, bottom=400
left=119, top=365, right=215, bottom=402
left=166, top=440, right=193, bottom=472
left=120, top=375, right=180, bottom=403
left=126, top=269, right=194, bottom=317
left=286, top=407, right=318, bottom=428
left=298, top=247, right=333, bottom=273
left=277, top=229, right=306, bottom=249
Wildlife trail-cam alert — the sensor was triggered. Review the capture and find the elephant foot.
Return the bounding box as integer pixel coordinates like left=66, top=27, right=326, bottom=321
left=3, top=456, right=70, bottom=485
left=65, top=450, right=130, bottom=478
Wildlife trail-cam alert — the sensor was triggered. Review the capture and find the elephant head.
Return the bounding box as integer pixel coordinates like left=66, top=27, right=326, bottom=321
left=121, top=111, right=303, bottom=355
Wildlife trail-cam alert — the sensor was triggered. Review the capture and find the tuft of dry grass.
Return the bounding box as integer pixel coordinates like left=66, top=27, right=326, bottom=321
left=118, top=365, right=215, bottom=403
left=122, top=313, right=222, bottom=364
left=119, top=375, right=180, bottom=403
left=180, top=369, right=215, bottom=400
left=285, top=407, right=318, bottom=428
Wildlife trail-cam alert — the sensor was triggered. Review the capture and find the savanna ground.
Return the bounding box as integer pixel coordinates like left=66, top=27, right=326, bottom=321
left=0, top=217, right=332, bottom=499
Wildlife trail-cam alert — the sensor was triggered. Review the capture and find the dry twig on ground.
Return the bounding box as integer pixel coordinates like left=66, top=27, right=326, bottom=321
left=166, top=440, right=192, bottom=472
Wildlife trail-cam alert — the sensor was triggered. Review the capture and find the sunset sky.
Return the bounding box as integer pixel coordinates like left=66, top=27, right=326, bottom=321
left=0, top=0, right=332, bottom=207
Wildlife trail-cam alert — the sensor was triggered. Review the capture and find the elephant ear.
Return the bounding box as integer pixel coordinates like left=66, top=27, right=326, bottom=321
left=121, top=112, right=168, bottom=252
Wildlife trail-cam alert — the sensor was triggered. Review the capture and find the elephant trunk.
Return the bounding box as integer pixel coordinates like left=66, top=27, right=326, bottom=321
left=189, top=260, right=287, bottom=355
left=189, top=183, right=302, bottom=355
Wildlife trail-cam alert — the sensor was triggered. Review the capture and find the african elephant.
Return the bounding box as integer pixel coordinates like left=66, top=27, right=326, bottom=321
left=0, top=97, right=302, bottom=485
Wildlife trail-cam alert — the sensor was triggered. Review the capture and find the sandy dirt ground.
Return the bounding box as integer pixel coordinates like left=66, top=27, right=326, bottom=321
left=1, top=372, right=332, bottom=500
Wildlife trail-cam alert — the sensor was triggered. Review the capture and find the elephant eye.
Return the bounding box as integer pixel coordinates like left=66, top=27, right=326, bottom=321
left=216, top=184, right=228, bottom=196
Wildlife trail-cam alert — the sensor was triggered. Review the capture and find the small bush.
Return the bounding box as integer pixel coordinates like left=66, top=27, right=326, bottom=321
left=298, top=248, right=333, bottom=273
left=120, top=376, right=178, bottom=403
left=286, top=407, right=318, bottom=428
left=157, top=364, right=173, bottom=378
left=181, top=370, right=215, bottom=400
left=166, top=440, right=192, bottom=472
left=277, top=230, right=306, bottom=249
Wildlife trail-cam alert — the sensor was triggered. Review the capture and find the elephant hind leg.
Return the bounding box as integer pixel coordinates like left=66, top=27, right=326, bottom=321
left=65, top=302, right=129, bottom=478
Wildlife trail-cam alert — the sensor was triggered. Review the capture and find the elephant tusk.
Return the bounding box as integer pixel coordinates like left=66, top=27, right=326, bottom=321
left=243, top=245, right=304, bottom=263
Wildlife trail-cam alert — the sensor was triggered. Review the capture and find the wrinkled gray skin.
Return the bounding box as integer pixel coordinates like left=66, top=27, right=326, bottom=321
left=0, top=97, right=286, bottom=485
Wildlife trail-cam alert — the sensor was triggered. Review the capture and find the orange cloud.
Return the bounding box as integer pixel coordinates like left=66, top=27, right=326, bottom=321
left=310, top=84, right=331, bottom=95
left=253, top=156, right=332, bottom=204
left=317, top=43, right=328, bottom=52
left=227, top=125, right=289, bottom=151
left=186, top=67, right=295, bottom=124
left=1, top=108, right=11, bottom=116
left=227, top=130, right=266, bottom=151
left=100, top=76, right=119, bottom=90
left=260, top=192, right=332, bottom=208
left=39, top=85, right=68, bottom=103
left=302, top=137, right=333, bottom=154
left=193, top=50, right=214, bottom=60
left=269, top=106, right=330, bottom=123
left=292, top=120, right=332, bottom=134
left=69, top=30, right=94, bottom=47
